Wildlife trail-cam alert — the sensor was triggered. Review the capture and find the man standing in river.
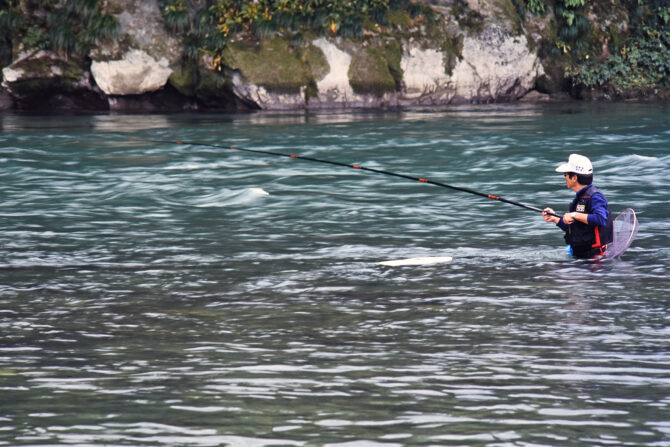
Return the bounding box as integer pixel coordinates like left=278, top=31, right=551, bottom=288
left=543, top=154, right=613, bottom=258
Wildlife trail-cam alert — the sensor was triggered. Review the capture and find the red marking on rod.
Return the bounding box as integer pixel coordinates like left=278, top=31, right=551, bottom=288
left=419, top=178, right=428, bottom=183
left=353, top=165, right=362, bottom=169
left=176, top=141, right=183, bottom=144
left=488, top=195, right=500, bottom=200
left=290, top=154, right=299, bottom=158
left=230, top=146, right=238, bottom=149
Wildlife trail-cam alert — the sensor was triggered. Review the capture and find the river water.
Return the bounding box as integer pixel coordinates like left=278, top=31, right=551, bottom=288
left=1, top=103, right=669, bottom=446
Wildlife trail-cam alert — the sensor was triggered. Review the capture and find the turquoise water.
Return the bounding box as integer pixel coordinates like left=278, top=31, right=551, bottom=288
left=1, top=103, right=669, bottom=446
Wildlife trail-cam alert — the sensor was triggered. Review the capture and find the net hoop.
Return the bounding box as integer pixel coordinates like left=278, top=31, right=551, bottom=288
left=605, top=208, right=639, bottom=258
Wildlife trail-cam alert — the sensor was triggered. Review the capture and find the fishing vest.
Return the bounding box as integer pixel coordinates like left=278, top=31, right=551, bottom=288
left=565, top=185, right=614, bottom=258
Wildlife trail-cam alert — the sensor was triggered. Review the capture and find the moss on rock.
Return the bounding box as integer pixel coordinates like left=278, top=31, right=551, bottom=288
left=299, top=41, right=328, bottom=102
left=168, top=63, right=198, bottom=97
left=491, top=0, right=524, bottom=35
left=441, top=34, right=464, bottom=76
left=388, top=10, right=413, bottom=29
left=451, top=0, right=485, bottom=35
left=195, top=69, right=229, bottom=102
left=4, top=52, right=86, bottom=96
left=223, top=36, right=313, bottom=94
left=300, top=41, right=330, bottom=82
left=382, top=39, right=403, bottom=85
left=347, top=38, right=403, bottom=96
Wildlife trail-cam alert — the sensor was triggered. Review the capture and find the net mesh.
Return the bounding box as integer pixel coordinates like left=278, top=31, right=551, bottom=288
left=605, top=208, right=639, bottom=258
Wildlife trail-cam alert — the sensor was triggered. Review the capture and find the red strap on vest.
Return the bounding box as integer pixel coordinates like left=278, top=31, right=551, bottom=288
left=592, top=227, right=605, bottom=255
left=592, top=226, right=601, bottom=248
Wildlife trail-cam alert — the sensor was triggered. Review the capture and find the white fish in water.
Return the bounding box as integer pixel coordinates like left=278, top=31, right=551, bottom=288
left=194, top=188, right=269, bottom=207
left=249, top=188, right=269, bottom=196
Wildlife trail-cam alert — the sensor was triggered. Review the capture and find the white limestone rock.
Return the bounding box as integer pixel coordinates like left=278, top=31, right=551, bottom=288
left=89, top=0, right=182, bottom=96
left=400, top=47, right=454, bottom=104
left=1, top=50, right=92, bottom=90
left=311, top=38, right=356, bottom=105
left=399, top=26, right=544, bottom=104
left=91, top=49, right=172, bottom=95
left=307, top=38, right=398, bottom=109
left=451, top=26, right=544, bottom=102
left=2, top=66, right=23, bottom=85
left=228, top=38, right=399, bottom=110
left=231, top=72, right=306, bottom=111
left=2, top=50, right=56, bottom=87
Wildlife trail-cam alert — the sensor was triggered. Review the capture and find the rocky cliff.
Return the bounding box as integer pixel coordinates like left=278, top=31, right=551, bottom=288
left=0, top=0, right=655, bottom=111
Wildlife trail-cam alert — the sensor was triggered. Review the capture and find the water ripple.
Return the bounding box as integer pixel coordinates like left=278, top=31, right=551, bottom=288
left=1, top=104, right=669, bottom=446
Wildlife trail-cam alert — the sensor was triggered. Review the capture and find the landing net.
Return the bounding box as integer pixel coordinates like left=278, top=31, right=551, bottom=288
left=605, top=208, right=639, bottom=258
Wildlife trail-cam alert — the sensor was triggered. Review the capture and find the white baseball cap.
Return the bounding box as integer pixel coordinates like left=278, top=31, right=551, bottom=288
left=555, top=154, right=593, bottom=175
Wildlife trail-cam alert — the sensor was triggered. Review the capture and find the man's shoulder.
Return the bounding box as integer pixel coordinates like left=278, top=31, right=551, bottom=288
left=590, top=187, right=609, bottom=207
left=586, top=184, right=607, bottom=197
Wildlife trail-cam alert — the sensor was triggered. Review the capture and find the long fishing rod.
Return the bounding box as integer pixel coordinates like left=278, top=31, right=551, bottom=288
left=147, top=138, right=559, bottom=218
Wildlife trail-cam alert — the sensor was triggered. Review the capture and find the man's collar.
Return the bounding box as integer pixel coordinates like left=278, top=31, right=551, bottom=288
left=575, top=184, right=592, bottom=196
